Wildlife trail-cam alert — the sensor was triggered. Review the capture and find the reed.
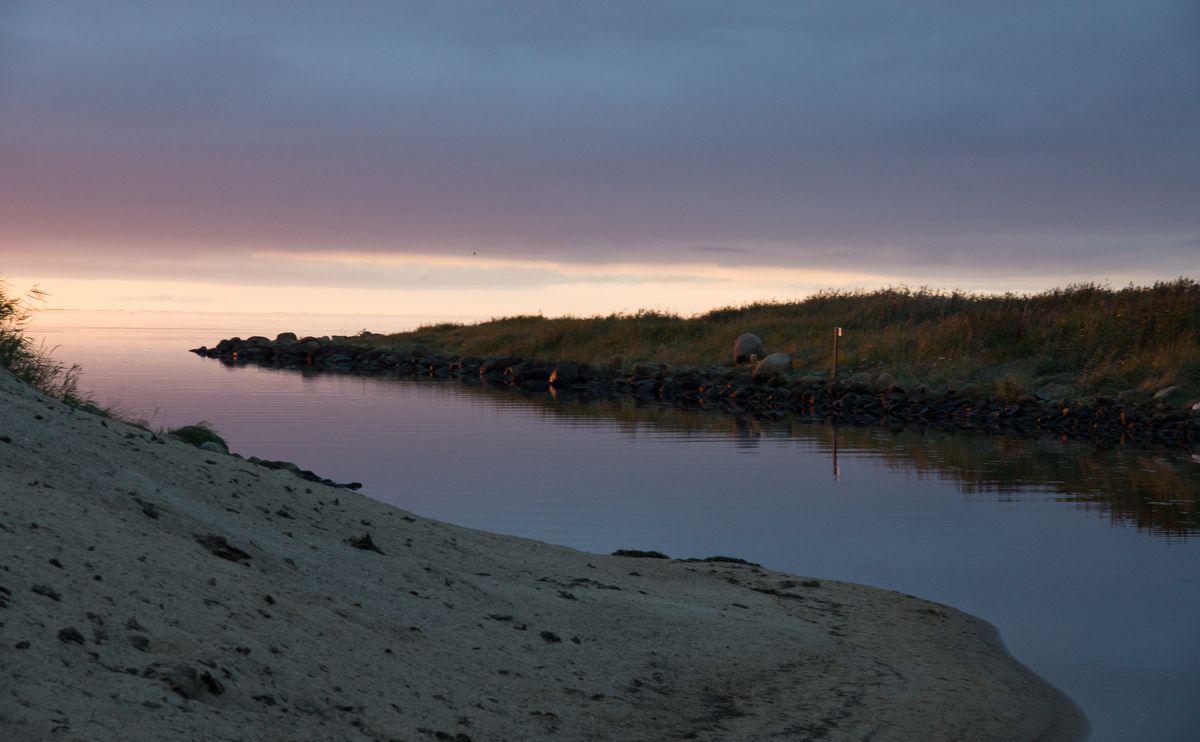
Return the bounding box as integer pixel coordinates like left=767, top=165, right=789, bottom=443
left=0, top=280, right=90, bottom=406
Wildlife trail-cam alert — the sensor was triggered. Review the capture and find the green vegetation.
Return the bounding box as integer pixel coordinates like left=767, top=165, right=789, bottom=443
left=370, top=279, right=1200, bottom=399
left=0, top=281, right=88, bottom=405
left=168, top=422, right=229, bottom=451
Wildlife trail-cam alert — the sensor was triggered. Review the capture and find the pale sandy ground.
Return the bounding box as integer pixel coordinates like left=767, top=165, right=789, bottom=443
left=0, top=366, right=1087, bottom=741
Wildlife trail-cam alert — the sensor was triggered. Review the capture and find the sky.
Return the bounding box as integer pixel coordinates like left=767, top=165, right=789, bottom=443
left=2, top=0, right=1198, bottom=317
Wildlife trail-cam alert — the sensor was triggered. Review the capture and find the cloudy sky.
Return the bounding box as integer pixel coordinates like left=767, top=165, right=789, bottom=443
left=2, top=1, right=1197, bottom=315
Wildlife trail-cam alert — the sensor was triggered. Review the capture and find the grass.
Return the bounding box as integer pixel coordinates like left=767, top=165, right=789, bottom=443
left=0, top=280, right=89, bottom=405
left=3, top=279, right=230, bottom=443
left=365, top=279, right=1200, bottom=400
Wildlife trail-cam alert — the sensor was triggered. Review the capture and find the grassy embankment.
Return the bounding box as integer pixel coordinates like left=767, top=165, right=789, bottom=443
left=0, top=280, right=227, bottom=448
left=368, top=279, right=1200, bottom=401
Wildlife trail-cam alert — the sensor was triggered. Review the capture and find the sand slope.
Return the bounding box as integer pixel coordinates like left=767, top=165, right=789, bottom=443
left=0, top=367, right=1085, bottom=741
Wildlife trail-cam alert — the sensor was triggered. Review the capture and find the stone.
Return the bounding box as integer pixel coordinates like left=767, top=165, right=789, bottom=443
left=875, top=372, right=900, bottom=391
left=631, top=363, right=655, bottom=378
left=752, top=353, right=792, bottom=381
left=348, top=532, right=384, bottom=554
left=275, top=332, right=298, bottom=344
left=549, top=361, right=580, bottom=386
left=198, top=441, right=227, bottom=454
left=1036, top=383, right=1073, bottom=401
left=194, top=534, right=251, bottom=563
left=845, top=373, right=873, bottom=393
left=509, top=361, right=551, bottom=383
left=1152, top=385, right=1182, bottom=401
left=733, top=333, right=764, bottom=365
left=149, top=663, right=225, bottom=700
left=32, top=584, right=62, bottom=601
left=480, top=356, right=521, bottom=375
left=57, top=627, right=85, bottom=644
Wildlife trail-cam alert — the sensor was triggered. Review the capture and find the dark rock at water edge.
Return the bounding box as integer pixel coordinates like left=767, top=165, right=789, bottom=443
left=612, top=549, right=670, bottom=559
left=246, top=456, right=362, bottom=490
left=193, top=334, right=1200, bottom=450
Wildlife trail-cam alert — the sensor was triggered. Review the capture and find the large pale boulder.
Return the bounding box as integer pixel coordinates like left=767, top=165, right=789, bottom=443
left=733, top=333, right=765, bottom=365
left=752, top=353, right=792, bottom=381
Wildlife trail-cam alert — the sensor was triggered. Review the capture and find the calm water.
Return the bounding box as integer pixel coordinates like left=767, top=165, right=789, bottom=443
left=26, top=311, right=1200, bottom=741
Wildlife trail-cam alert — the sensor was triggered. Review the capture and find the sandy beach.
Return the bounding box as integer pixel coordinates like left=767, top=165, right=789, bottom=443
left=0, top=366, right=1086, bottom=741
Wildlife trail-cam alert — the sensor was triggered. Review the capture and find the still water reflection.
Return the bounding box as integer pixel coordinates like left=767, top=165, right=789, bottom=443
left=25, top=311, right=1200, bottom=741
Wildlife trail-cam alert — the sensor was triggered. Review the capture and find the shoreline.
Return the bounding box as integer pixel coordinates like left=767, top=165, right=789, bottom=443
left=1, top=366, right=1087, bottom=740
left=194, top=334, right=1200, bottom=450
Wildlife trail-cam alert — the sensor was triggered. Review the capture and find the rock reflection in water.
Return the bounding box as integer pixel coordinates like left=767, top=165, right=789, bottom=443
left=465, top=383, right=1198, bottom=538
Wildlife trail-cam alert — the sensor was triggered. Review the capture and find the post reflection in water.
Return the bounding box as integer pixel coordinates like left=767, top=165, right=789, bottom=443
left=832, top=424, right=840, bottom=481
left=490, top=388, right=1197, bottom=537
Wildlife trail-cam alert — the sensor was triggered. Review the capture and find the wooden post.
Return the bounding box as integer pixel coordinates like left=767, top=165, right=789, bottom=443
left=832, top=326, right=843, bottom=379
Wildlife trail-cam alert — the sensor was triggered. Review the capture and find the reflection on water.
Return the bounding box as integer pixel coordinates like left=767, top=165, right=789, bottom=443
left=23, top=311, right=1200, bottom=742
left=458, top=385, right=1200, bottom=538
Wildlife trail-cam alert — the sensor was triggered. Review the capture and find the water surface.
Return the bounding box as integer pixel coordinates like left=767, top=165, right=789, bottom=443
left=26, top=310, right=1200, bottom=741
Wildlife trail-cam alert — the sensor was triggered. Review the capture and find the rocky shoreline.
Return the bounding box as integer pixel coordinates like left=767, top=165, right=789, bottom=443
left=192, top=333, right=1200, bottom=449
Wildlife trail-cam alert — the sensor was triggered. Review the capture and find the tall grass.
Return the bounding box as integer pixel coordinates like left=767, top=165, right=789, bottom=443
left=0, top=280, right=89, bottom=405
left=369, top=279, right=1200, bottom=398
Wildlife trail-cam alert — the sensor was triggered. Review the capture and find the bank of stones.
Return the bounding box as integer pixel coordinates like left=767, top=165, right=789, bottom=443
left=191, top=334, right=1200, bottom=449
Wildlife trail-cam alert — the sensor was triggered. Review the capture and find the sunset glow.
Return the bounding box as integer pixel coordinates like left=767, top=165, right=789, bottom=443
left=2, top=1, right=1196, bottom=315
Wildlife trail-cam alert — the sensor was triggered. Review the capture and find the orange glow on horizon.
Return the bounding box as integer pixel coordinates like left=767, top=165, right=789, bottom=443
left=6, top=249, right=1149, bottom=321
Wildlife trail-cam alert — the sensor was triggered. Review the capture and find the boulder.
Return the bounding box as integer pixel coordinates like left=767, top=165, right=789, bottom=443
left=1153, top=385, right=1182, bottom=401
left=549, top=361, right=580, bottom=386
left=752, top=353, right=792, bottom=381
left=1036, top=382, right=1073, bottom=402
left=845, top=373, right=873, bottom=393
left=631, top=363, right=656, bottom=378
left=275, top=332, right=298, bottom=344
left=733, top=333, right=764, bottom=365
left=480, top=356, right=521, bottom=375
left=508, top=360, right=552, bottom=383
left=875, top=372, right=900, bottom=391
